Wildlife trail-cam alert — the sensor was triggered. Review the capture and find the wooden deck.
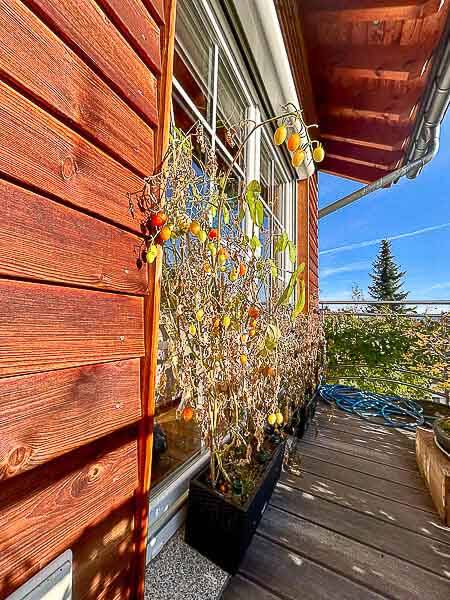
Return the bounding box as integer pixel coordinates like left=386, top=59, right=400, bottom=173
left=222, top=401, right=450, bottom=600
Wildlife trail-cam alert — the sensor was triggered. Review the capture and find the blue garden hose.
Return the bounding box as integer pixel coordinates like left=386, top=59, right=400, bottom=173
left=318, top=383, right=424, bottom=431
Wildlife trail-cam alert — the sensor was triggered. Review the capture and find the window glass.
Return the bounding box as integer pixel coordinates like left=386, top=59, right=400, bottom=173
left=174, top=1, right=215, bottom=121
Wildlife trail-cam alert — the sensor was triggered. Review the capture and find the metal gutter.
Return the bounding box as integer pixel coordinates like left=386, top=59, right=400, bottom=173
left=319, top=18, right=450, bottom=219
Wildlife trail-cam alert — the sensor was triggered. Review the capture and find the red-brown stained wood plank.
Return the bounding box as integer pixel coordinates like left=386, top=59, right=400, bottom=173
left=0, top=80, right=146, bottom=232
left=324, top=139, right=403, bottom=170
left=0, top=0, right=154, bottom=176
left=314, top=42, right=433, bottom=81
left=135, top=0, right=176, bottom=597
left=143, top=0, right=165, bottom=24
left=320, top=156, right=390, bottom=183
left=98, top=0, right=162, bottom=74
left=318, top=80, right=424, bottom=121
left=304, top=0, right=443, bottom=23
left=72, top=499, right=135, bottom=600
left=320, top=116, right=411, bottom=151
left=0, top=431, right=138, bottom=598
left=27, top=0, right=159, bottom=125
left=0, top=360, right=141, bottom=481
left=0, top=280, right=145, bottom=376
left=0, top=180, right=147, bottom=294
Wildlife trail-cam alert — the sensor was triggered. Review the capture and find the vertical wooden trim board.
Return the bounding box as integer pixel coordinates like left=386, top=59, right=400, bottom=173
left=0, top=1, right=176, bottom=599
left=297, top=174, right=319, bottom=313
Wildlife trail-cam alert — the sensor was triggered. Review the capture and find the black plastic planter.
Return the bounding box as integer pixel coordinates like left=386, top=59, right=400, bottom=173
left=185, top=441, right=285, bottom=574
left=292, top=389, right=319, bottom=439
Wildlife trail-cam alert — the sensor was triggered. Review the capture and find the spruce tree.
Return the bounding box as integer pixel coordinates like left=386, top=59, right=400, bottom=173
left=368, top=240, right=410, bottom=313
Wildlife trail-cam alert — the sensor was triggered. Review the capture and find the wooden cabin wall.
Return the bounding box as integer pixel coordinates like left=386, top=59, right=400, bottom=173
left=0, top=1, right=175, bottom=598
left=297, top=174, right=319, bottom=312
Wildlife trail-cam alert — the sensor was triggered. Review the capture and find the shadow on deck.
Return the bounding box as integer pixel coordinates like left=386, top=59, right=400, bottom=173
left=221, top=401, right=450, bottom=599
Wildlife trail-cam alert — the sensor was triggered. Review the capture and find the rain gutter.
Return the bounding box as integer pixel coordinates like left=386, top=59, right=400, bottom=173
left=319, top=21, right=450, bottom=220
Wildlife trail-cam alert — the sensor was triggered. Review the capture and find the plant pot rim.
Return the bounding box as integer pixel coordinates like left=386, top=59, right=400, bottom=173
left=192, top=440, right=286, bottom=513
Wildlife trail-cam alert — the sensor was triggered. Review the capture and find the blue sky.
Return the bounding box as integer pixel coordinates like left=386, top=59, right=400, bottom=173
left=318, top=116, right=450, bottom=303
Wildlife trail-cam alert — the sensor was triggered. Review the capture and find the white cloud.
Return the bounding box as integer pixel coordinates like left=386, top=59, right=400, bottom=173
left=320, top=222, right=450, bottom=256
left=426, top=281, right=450, bottom=291
left=319, top=261, right=370, bottom=279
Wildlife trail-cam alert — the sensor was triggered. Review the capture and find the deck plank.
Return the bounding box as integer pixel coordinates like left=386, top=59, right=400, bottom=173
left=297, top=441, right=424, bottom=488
left=259, top=506, right=450, bottom=600
left=293, top=454, right=436, bottom=513
left=280, top=471, right=450, bottom=544
left=239, top=535, right=386, bottom=600
left=222, top=404, right=449, bottom=600
left=271, top=483, right=450, bottom=578
left=305, top=423, right=416, bottom=456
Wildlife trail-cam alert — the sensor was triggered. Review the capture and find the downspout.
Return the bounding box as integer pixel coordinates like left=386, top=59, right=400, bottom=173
left=319, top=31, right=450, bottom=220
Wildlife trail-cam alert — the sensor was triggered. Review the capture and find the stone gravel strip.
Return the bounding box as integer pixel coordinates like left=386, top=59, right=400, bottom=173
left=144, top=528, right=229, bottom=600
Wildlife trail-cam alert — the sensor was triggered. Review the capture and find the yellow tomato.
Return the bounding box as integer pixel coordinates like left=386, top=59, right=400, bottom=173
left=274, top=125, right=287, bottom=146
left=188, top=324, right=196, bottom=336
left=292, top=149, right=305, bottom=168
left=249, top=327, right=256, bottom=337
left=240, top=354, right=248, bottom=365
left=240, top=334, right=249, bottom=344
left=195, top=309, right=204, bottom=322
left=198, top=230, right=207, bottom=243
left=222, top=315, right=231, bottom=329
left=313, top=144, right=325, bottom=163
left=267, top=413, right=277, bottom=426
left=276, top=412, right=284, bottom=425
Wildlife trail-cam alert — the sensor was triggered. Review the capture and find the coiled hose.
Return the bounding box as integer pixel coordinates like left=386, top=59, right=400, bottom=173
left=318, top=383, right=425, bottom=431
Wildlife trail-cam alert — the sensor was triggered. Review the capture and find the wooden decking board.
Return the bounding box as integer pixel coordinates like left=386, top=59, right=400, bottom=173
left=259, top=506, right=450, bottom=600
left=222, top=404, right=450, bottom=599
left=280, top=471, right=450, bottom=545
left=271, top=482, right=450, bottom=578
left=297, top=454, right=436, bottom=513
left=301, top=432, right=419, bottom=472
left=305, top=423, right=416, bottom=455
left=298, top=441, right=425, bottom=489
left=239, top=535, right=387, bottom=600
left=221, top=575, right=281, bottom=600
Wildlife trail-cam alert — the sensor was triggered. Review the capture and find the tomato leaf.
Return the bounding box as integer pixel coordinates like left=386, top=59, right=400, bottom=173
left=288, top=240, right=297, bottom=264
left=292, top=280, right=306, bottom=320
left=275, top=231, right=289, bottom=253
left=268, top=259, right=278, bottom=279
left=255, top=199, right=264, bottom=228
left=250, top=235, right=261, bottom=252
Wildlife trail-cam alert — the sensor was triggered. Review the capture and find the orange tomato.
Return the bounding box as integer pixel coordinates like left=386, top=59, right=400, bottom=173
left=189, top=221, right=201, bottom=236
left=218, top=247, right=229, bottom=258
left=249, top=318, right=258, bottom=328
left=287, top=133, right=301, bottom=152
left=248, top=328, right=256, bottom=337
left=239, top=263, right=247, bottom=276
left=182, top=407, right=194, bottom=422
left=159, top=226, right=171, bottom=242
left=248, top=306, right=260, bottom=319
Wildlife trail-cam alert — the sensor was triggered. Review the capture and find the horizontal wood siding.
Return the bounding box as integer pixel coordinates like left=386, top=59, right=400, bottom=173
left=0, top=430, right=138, bottom=597
left=0, top=179, right=148, bottom=293
left=0, top=0, right=174, bottom=598
left=0, top=360, right=141, bottom=481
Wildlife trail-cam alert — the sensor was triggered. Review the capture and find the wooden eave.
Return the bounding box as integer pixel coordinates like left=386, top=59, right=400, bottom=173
left=275, top=0, right=450, bottom=183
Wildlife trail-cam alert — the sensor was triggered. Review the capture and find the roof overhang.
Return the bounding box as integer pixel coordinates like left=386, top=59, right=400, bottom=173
left=276, top=0, right=450, bottom=183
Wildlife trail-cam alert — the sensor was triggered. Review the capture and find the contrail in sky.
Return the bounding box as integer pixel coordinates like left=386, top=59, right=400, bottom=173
left=320, top=222, right=450, bottom=256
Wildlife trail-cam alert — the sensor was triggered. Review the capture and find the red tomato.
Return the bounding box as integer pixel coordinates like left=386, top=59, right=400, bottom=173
left=182, top=407, right=194, bottom=422
left=208, top=229, right=218, bottom=240
left=150, top=212, right=167, bottom=228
